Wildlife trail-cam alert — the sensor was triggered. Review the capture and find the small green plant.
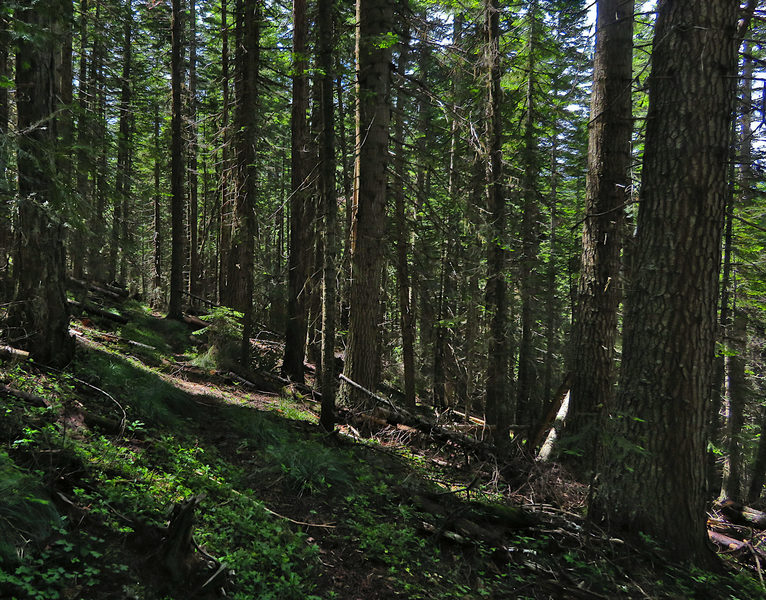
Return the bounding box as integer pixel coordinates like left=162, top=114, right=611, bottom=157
left=192, top=307, right=244, bottom=370
left=0, top=452, right=60, bottom=563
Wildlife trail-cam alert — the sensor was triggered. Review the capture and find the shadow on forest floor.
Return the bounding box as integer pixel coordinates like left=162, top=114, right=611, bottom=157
left=0, top=302, right=764, bottom=599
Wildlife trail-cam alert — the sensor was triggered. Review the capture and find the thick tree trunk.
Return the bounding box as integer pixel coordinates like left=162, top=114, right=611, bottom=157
left=589, top=0, right=740, bottom=562
left=229, top=0, right=260, bottom=364
left=564, top=0, right=633, bottom=473
left=283, top=0, right=311, bottom=382
left=11, top=0, right=74, bottom=366
left=340, top=0, right=394, bottom=406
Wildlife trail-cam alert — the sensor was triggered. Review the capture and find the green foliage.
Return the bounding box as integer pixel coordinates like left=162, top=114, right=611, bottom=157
left=192, top=307, right=244, bottom=370
left=74, top=348, right=193, bottom=427
left=0, top=452, right=60, bottom=564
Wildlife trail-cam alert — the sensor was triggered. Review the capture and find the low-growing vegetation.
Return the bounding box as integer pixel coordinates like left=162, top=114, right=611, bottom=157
left=1, top=303, right=765, bottom=599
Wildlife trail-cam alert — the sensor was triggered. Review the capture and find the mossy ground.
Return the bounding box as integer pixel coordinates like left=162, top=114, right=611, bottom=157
left=0, top=302, right=764, bottom=599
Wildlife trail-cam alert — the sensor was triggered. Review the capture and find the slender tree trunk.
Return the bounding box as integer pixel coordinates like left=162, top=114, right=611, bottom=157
left=218, top=0, right=232, bottom=304
left=542, top=140, right=559, bottom=403
left=589, top=0, right=740, bottom=562
left=88, top=1, right=107, bottom=282
left=484, top=0, right=509, bottom=444
left=392, top=16, right=416, bottom=412
left=748, top=408, right=766, bottom=503
left=11, top=0, right=74, bottom=366
left=0, top=11, right=12, bottom=294
left=71, top=0, right=90, bottom=281
left=340, top=0, right=394, bottom=405
left=168, top=0, right=186, bottom=319
left=318, top=0, right=337, bottom=430
left=153, top=105, right=163, bottom=306
left=516, top=0, right=541, bottom=430
left=564, top=0, right=633, bottom=472
left=336, top=70, right=353, bottom=334
left=111, top=0, right=132, bottom=286
left=187, top=0, right=200, bottom=297
left=720, top=309, right=748, bottom=502
left=283, top=0, right=311, bottom=382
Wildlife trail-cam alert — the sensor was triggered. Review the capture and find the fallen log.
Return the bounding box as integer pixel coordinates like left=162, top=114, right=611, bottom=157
left=719, top=499, right=766, bottom=529
left=708, top=529, right=766, bottom=560
left=0, top=384, right=47, bottom=408
left=337, top=374, right=503, bottom=462
left=182, top=313, right=208, bottom=329
left=69, top=300, right=129, bottom=324
left=0, top=345, right=31, bottom=361
left=530, top=373, right=572, bottom=450
left=67, top=277, right=126, bottom=301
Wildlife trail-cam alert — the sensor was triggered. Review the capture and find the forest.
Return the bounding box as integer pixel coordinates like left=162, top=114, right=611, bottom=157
left=3, top=0, right=766, bottom=597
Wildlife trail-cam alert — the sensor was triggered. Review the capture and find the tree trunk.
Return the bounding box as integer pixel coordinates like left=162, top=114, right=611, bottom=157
left=340, top=0, right=394, bottom=406
left=187, top=0, right=200, bottom=298
left=153, top=104, right=164, bottom=307
left=217, top=0, right=232, bottom=304
left=392, top=15, right=416, bottom=412
left=484, top=0, right=509, bottom=444
left=11, top=0, right=74, bottom=366
left=111, top=1, right=133, bottom=286
left=516, top=0, right=541, bottom=431
left=318, top=0, right=337, bottom=431
left=229, top=0, right=260, bottom=364
left=283, top=0, right=311, bottom=382
left=589, top=0, right=740, bottom=562
left=564, top=0, right=633, bottom=473
left=719, top=309, right=748, bottom=503
left=0, top=10, right=11, bottom=295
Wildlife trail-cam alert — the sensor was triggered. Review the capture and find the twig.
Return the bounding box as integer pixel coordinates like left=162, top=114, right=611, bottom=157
left=261, top=504, right=335, bottom=529
left=43, top=364, right=127, bottom=437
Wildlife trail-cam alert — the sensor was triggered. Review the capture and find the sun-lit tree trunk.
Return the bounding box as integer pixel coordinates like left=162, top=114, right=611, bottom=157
left=11, top=0, right=74, bottom=366
left=340, top=0, right=394, bottom=405
left=283, top=0, right=311, bottom=383
left=167, top=0, right=186, bottom=319
left=564, top=0, right=633, bottom=472
left=589, top=0, right=740, bottom=562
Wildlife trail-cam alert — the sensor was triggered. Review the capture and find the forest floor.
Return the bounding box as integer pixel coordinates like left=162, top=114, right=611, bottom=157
left=1, top=295, right=765, bottom=599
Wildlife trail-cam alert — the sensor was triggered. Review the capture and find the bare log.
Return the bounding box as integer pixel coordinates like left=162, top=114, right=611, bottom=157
left=719, top=499, right=766, bottom=529
left=0, top=345, right=31, bottom=360
left=530, top=373, right=572, bottom=450
left=337, top=374, right=503, bottom=462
